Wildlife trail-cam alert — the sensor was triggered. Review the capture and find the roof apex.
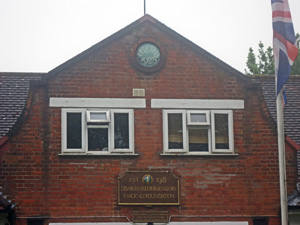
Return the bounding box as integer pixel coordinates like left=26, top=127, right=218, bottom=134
left=41, top=14, right=247, bottom=82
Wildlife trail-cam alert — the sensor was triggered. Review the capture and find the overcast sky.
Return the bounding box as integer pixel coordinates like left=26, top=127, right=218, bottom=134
left=0, top=0, right=299, bottom=73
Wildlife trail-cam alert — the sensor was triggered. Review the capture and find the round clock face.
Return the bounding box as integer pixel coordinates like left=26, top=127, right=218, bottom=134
left=136, top=43, right=161, bottom=68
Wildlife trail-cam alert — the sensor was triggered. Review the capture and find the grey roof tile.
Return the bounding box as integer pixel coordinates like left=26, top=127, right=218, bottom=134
left=0, top=73, right=43, bottom=139
left=259, top=75, right=300, bottom=146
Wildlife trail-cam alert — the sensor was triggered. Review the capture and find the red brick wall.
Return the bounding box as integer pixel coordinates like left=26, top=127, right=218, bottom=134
left=286, top=137, right=300, bottom=194
left=0, top=86, right=48, bottom=216
left=0, top=20, right=283, bottom=224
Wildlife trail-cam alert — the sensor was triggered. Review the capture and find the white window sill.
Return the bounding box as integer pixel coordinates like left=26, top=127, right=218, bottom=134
left=58, top=153, right=139, bottom=157
left=160, top=153, right=239, bottom=157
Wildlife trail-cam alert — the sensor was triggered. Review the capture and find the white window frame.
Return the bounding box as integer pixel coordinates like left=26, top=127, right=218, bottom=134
left=111, top=109, right=134, bottom=153
left=86, top=110, right=110, bottom=123
left=86, top=123, right=110, bottom=153
left=163, top=110, right=187, bottom=153
left=187, top=110, right=210, bottom=125
left=211, top=110, right=234, bottom=153
left=163, top=109, right=234, bottom=155
left=187, top=122, right=212, bottom=155
left=61, top=108, right=134, bottom=154
left=62, top=108, right=86, bottom=153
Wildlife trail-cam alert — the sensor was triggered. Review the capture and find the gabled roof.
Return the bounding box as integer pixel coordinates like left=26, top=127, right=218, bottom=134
left=0, top=73, right=43, bottom=142
left=41, top=14, right=248, bottom=83
left=257, top=75, right=300, bottom=146
left=0, top=15, right=250, bottom=142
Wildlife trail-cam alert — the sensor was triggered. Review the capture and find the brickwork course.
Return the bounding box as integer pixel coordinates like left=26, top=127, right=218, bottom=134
left=1, top=15, right=299, bottom=225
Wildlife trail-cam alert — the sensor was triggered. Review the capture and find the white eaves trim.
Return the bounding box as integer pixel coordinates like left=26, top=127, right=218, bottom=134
left=169, top=223, right=248, bottom=225
left=50, top=223, right=132, bottom=225
left=151, top=99, right=244, bottom=109
left=50, top=222, right=248, bottom=225
left=50, top=98, right=146, bottom=108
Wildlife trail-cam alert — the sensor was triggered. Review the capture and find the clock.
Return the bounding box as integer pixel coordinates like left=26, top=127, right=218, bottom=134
left=129, top=39, right=166, bottom=76
left=136, top=43, right=161, bottom=68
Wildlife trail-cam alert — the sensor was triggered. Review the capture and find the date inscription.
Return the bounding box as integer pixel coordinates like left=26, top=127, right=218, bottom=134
left=118, top=171, right=180, bottom=205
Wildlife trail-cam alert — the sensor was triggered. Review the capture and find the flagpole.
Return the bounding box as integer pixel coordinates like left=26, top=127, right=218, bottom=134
left=271, top=0, right=299, bottom=223
left=276, top=89, right=288, bottom=225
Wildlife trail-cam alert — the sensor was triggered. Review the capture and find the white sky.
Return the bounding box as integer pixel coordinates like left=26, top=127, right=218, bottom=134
left=0, top=0, right=299, bottom=73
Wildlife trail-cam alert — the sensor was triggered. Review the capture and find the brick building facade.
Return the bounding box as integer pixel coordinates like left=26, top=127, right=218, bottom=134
left=1, top=15, right=298, bottom=225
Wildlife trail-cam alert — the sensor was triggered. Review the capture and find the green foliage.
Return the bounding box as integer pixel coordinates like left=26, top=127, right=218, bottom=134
left=245, top=47, right=259, bottom=75
left=245, top=33, right=300, bottom=75
left=291, top=33, right=300, bottom=75
left=265, top=46, right=275, bottom=75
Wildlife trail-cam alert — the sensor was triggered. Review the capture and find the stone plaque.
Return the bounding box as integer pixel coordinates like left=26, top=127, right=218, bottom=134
left=133, top=211, right=169, bottom=223
left=118, top=171, right=180, bottom=205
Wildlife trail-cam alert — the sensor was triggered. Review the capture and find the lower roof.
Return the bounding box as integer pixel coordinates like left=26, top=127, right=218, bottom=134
left=0, top=73, right=43, bottom=140
left=256, top=75, right=300, bottom=146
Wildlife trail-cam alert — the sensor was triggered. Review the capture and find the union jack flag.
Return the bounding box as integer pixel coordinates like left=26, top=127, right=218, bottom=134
left=272, top=0, right=298, bottom=104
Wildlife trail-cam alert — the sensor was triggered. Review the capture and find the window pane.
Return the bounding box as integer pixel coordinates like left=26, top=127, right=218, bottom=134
left=88, top=128, right=108, bottom=151
left=114, top=113, right=129, bottom=149
left=190, top=113, right=206, bottom=123
left=188, top=128, right=209, bottom=152
left=214, top=114, right=229, bottom=149
left=168, top=114, right=183, bottom=149
left=67, top=113, right=82, bottom=149
left=90, top=112, right=107, bottom=121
